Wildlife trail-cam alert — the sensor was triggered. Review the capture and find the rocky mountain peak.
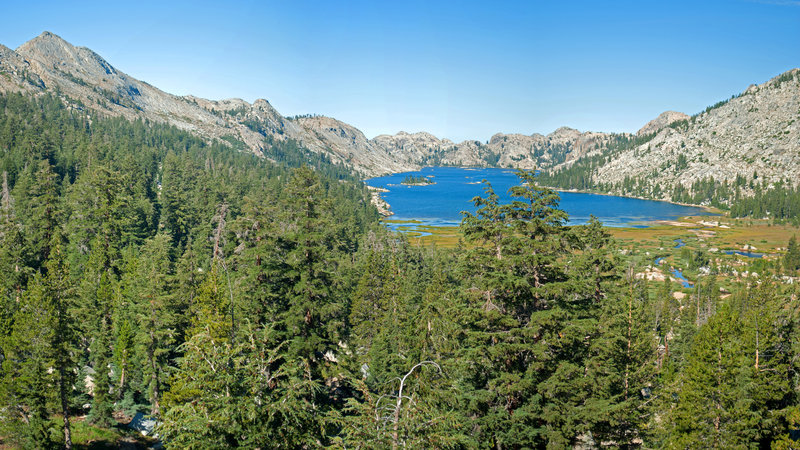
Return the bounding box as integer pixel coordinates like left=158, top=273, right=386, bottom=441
left=18, top=31, right=79, bottom=61
left=549, top=126, right=580, bottom=139
left=252, top=98, right=273, bottom=109
left=17, top=30, right=123, bottom=91
left=636, top=111, right=689, bottom=136
left=19, top=31, right=64, bottom=47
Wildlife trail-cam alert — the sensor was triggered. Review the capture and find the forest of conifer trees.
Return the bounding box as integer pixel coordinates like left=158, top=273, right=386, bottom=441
left=1, top=92, right=800, bottom=448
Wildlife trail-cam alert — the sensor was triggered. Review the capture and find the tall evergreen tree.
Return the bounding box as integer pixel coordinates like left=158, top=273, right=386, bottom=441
left=0, top=229, right=76, bottom=448
left=131, top=232, right=176, bottom=415
left=80, top=243, right=117, bottom=427
left=0, top=274, right=58, bottom=448
left=785, top=235, right=800, bottom=274
left=0, top=171, right=27, bottom=336
left=13, top=159, right=60, bottom=269
left=456, top=170, right=617, bottom=447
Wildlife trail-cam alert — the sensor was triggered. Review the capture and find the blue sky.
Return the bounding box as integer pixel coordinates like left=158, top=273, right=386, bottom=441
left=1, top=0, right=798, bottom=142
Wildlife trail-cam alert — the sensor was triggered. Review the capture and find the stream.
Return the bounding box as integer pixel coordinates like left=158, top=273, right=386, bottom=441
left=654, top=239, right=694, bottom=288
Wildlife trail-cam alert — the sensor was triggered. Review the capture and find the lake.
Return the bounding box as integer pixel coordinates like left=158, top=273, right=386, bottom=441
left=366, top=167, right=711, bottom=229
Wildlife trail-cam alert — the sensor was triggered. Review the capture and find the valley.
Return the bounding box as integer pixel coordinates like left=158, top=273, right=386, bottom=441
left=1, top=32, right=798, bottom=201
left=0, top=23, right=799, bottom=449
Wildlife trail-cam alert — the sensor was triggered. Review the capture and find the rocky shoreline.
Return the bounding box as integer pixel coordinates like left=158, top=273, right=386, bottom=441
left=367, top=186, right=392, bottom=216
left=537, top=185, right=720, bottom=214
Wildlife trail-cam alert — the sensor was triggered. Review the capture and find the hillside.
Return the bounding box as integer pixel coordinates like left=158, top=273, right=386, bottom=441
left=0, top=32, right=624, bottom=177
left=592, top=69, right=800, bottom=196
left=1, top=32, right=798, bottom=191
left=0, top=32, right=410, bottom=175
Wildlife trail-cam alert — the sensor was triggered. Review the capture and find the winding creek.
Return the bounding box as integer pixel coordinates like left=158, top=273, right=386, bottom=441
left=655, top=240, right=694, bottom=289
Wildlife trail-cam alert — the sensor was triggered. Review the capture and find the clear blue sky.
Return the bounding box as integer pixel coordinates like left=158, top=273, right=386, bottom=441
left=2, top=0, right=798, bottom=142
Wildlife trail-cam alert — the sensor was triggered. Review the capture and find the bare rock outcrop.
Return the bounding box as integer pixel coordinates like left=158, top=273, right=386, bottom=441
left=595, top=69, right=800, bottom=198
left=637, top=111, right=690, bottom=136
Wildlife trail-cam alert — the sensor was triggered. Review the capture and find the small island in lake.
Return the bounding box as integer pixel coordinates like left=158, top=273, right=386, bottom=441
left=401, top=174, right=435, bottom=185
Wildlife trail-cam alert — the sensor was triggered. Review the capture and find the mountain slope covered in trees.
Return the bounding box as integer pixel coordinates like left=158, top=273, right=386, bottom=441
left=1, top=92, right=800, bottom=448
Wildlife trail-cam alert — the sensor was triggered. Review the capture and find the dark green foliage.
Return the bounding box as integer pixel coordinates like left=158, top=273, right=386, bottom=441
left=663, top=284, right=793, bottom=448
left=401, top=174, right=433, bottom=185
left=1, top=91, right=799, bottom=448
left=786, top=235, right=800, bottom=273
left=454, top=171, right=632, bottom=447
left=160, top=322, right=324, bottom=448
left=729, top=181, right=800, bottom=220
left=0, top=229, right=76, bottom=448
left=0, top=274, right=60, bottom=448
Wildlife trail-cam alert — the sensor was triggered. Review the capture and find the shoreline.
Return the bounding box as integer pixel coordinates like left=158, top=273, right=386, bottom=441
left=364, top=167, right=725, bottom=227
left=364, top=166, right=721, bottom=215
left=366, top=186, right=393, bottom=217
left=547, top=186, right=720, bottom=214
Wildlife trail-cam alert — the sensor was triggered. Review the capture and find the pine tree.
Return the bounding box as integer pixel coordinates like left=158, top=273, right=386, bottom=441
left=162, top=314, right=322, bottom=447
left=665, top=303, right=741, bottom=448
left=132, top=232, right=176, bottom=415
left=335, top=361, right=471, bottom=449
left=0, top=229, right=76, bottom=448
left=160, top=151, right=197, bottom=247
left=80, top=244, right=117, bottom=426
left=0, top=171, right=28, bottom=336
left=349, top=250, right=392, bottom=347
left=65, top=164, right=130, bottom=271
left=172, top=236, right=202, bottom=344
left=0, top=274, right=57, bottom=448
left=585, top=274, right=655, bottom=446
left=785, top=235, right=800, bottom=274
left=45, top=228, right=77, bottom=449
left=13, top=159, right=60, bottom=269
left=282, top=166, right=342, bottom=362
left=662, top=283, right=791, bottom=449
left=410, top=259, right=461, bottom=362
left=735, top=283, right=793, bottom=445
left=456, top=170, right=615, bottom=447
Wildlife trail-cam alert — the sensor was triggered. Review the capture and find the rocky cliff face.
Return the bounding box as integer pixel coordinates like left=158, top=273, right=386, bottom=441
left=290, top=115, right=410, bottom=173
left=1, top=32, right=797, bottom=187
left=0, top=43, right=45, bottom=93
left=594, top=69, right=800, bottom=195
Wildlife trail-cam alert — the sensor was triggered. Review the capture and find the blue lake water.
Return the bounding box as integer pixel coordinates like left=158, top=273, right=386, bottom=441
left=366, top=167, right=711, bottom=228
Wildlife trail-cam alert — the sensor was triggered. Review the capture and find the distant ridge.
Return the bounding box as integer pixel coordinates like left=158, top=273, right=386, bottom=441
left=0, top=31, right=624, bottom=176
left=0, top=31, right=798, bottom=191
